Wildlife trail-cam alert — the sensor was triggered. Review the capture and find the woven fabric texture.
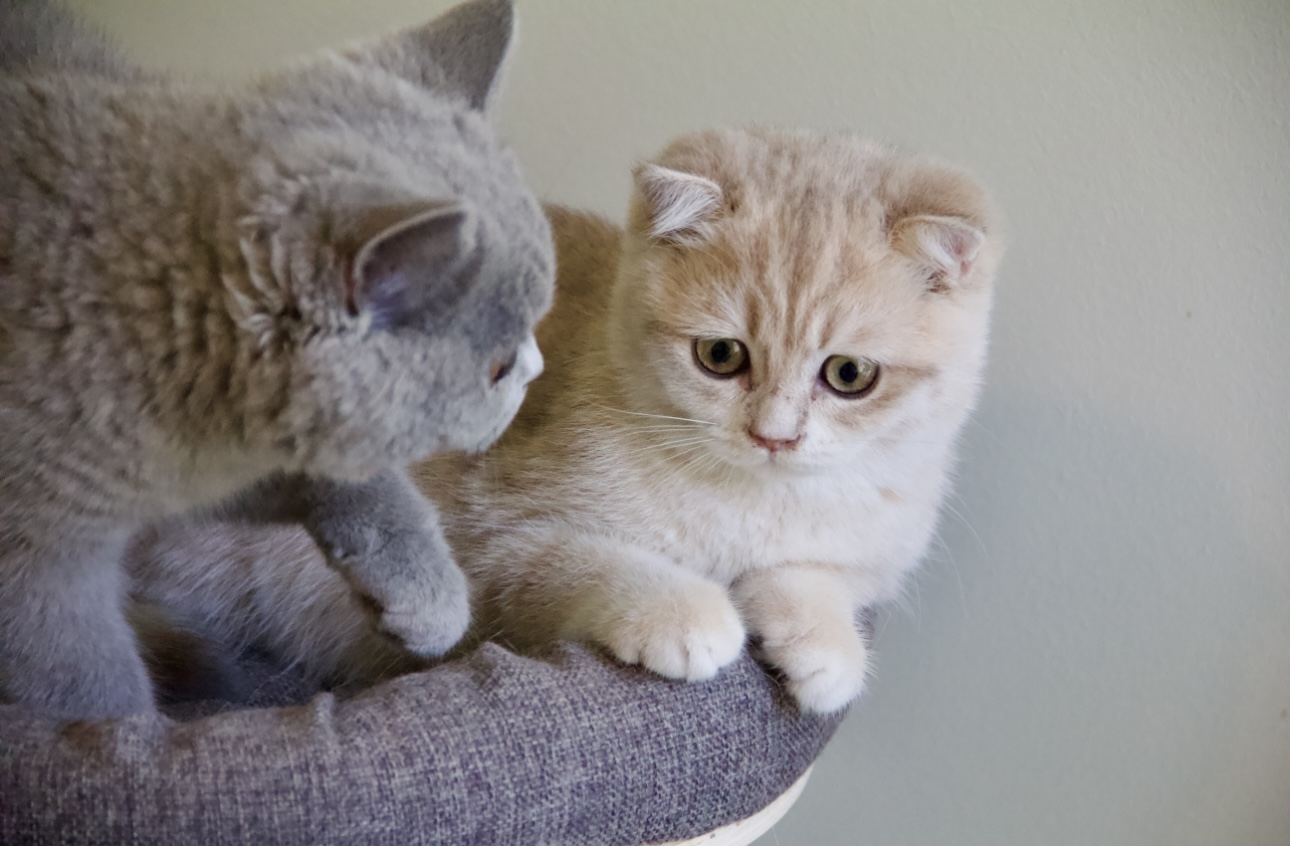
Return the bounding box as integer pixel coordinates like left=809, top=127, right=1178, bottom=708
left=0, top=643, right=841, bottom=845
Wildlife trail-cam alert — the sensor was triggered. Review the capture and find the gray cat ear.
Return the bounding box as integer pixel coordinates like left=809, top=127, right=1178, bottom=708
left=891, top=214, right=985, bottom=291
left=351, top=204, right=481, bottom=330
left=354, top=0, right=515, bottom=112
left=633, top=164, right=723, bottom=245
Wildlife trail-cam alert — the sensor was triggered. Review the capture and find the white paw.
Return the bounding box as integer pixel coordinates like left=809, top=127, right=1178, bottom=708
left=599, top=581, right=746, bottom=681
left=761, top=624, right=869, bottom=714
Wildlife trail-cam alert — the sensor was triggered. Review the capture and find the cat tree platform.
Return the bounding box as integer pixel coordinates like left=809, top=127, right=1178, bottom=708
left=1, top=643, right=838, bottom=845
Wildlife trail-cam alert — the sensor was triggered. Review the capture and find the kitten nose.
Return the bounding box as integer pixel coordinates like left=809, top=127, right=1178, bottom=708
left=747, top=429, right=803, bottom=453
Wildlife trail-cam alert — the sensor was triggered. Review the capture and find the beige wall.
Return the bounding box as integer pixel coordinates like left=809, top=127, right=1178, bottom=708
left=69, top=1, right=1290, bottom=843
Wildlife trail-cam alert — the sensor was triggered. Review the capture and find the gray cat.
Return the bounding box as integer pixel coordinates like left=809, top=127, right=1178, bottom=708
left=0, top=0, right=553, bottom=719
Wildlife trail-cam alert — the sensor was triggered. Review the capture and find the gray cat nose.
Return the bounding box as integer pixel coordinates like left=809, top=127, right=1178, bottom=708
left=513, top=335, right=543, bottom=386
left=489, top=335, right=543, bottom=386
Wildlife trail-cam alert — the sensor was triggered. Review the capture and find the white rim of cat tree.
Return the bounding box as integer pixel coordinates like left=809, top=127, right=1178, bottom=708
left=652, top=767, right=812, bottom=846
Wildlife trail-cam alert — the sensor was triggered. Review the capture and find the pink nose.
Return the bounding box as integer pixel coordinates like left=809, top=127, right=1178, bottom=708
left=748, top=429, right=803, bottom=453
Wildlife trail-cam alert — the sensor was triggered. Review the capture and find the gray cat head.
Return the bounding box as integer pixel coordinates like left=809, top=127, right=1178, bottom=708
left=219, top=0, right=553, bottom=478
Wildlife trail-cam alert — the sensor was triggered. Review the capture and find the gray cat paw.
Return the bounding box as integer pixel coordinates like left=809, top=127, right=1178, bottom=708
left=330, top=528, right=471, bottom=658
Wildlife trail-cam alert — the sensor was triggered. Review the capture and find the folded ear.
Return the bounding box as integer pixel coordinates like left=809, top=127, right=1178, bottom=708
left=350, top=203, right=481, bottom=331
left=891, top=214, right=985, bottom=292
left=632, top=164, right=724, bottom=245
left=348, top=0, right=514, bottom=112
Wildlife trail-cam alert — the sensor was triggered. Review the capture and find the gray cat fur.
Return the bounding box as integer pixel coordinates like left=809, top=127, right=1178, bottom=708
left=0, top=0, right=139, bottom=79
left=0, top=0, right=553, bottom=719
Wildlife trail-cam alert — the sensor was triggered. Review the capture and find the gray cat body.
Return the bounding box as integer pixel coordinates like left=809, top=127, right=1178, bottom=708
left=0, top=0, right=552, bottom=718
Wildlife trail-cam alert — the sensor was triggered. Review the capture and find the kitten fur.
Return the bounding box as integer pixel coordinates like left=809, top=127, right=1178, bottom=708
left=137, top=127, right=1002, bottom=715
left=416, top=128, right=1002, bottom=713
left=0, top=0, right=552, bottom=718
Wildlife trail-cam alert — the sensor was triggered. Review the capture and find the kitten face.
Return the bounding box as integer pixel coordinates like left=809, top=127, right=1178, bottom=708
left=635, top=251, right=953, bottom=475
left=615, top=129, right=1000, bottom=479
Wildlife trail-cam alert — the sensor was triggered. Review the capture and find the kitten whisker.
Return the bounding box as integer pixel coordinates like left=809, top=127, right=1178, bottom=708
left=625, top=424, right=713, bottom=432
left=589, top=404, right=716, bottom=427
left=939, top=497, right=988, bottom=557
left=964, top=418, right=1009, bottom=451
left=932, top=530, right=968, bottom=614
left=672, top=447, right=722, bottom=480
left=619, top=436, right=713, bottom=456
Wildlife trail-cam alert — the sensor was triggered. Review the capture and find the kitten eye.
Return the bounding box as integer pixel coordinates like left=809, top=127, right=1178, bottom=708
left=694, top=338, right=748, bottom=377
left=489, top=350, right=518, bottom=385
left=821, top=355, right=880, bottom=397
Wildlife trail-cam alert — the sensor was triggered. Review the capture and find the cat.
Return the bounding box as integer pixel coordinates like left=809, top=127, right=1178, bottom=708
left=131, top=126, right=1002, bottom=715
left=417, top=127, right=1004, bottom=714
left=0, top=0, right=553, bottom=719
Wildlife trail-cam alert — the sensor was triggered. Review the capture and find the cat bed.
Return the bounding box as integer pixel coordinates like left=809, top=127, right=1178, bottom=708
left=0, top=643, right=841, bottom=845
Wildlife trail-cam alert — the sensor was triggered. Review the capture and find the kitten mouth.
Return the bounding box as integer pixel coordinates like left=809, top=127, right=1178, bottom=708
left=724, top=445, right=799, bottom=471
left=761, top=452, right=798, bottom=468
left=739, top=444, right=820, bottom=474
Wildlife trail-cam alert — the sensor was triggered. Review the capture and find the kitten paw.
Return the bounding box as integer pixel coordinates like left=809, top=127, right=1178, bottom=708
left=359, top=590, right=470, bottom=658
left=760, top=623, right=869, bottom=714
left=334, top=530, right=471, bottom=658
left=599, top=581, right=746, bottom=682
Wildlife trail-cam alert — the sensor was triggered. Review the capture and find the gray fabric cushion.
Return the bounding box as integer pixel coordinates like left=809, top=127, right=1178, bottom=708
left=0, top=644, right=842, bottom=845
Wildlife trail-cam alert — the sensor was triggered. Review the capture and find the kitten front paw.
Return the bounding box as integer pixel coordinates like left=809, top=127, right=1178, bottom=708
left=598, top=581, right=746, bottom=682
left=758, top=622, right=869, bottom=714
left=332, top=528, right=471, bottom=658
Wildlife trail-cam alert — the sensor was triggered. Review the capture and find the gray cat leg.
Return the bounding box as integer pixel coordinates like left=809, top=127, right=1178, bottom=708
left=127, top=599, right=251, bottom=707
left=0, top=537, right=154, bottom=719
left=222, top=471, right=471, bottom=657
left=128, top=517, right=428, bottom=692
left=296, top=471, right=472, bottom=658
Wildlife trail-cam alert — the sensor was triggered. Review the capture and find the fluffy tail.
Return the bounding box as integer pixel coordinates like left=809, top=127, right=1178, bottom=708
left=0, top=0, right=136, bottom=77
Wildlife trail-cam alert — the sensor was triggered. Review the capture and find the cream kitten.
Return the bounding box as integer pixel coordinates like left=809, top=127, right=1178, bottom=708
left=417, top=127, right=1003, bottom=713
left=133, top=128, right=1001, bottom=713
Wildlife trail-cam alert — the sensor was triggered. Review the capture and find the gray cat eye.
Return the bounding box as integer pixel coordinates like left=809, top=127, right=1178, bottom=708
left=490, top=349, right=519, bottom=385
left=694, top=338, right=749, bottom=377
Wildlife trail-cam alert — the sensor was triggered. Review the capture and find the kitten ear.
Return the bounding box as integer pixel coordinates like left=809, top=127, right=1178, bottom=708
left=891, top=214, right=985, bottom=291
left=350, top=0, right=514, bottom=112
left=633, top=164, right=723, bottom=245
left=350, top=204, right=481, bottom=330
